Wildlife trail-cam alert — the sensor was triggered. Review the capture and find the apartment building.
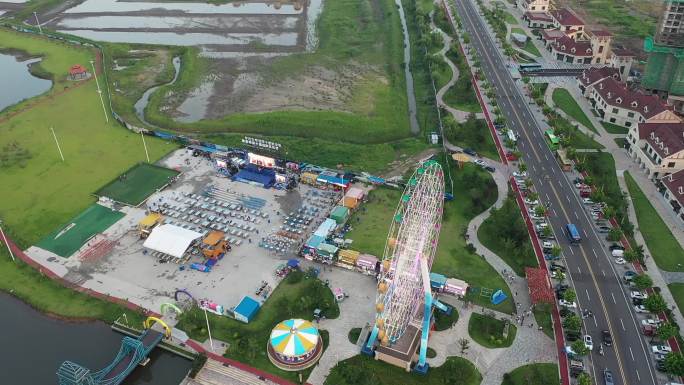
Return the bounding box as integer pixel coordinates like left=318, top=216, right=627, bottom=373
left=516, top=0, right=550, bottom=12
left=577, top=67, right=621, bottom=97
left=626, top=112, right=684, bottom=179
left=589, top=77, right=671, bottom=129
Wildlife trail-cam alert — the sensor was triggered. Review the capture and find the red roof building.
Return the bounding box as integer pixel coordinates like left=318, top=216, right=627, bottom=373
left=550, top=8, right=585, bottom=31
left=591, top=77, right=670, bottom=126
left=662, top=170, right=684, bottom=219
left=523, top=11, right=555, bottom=29
left=67, top=64, right=89, bottom=80
left=577, top=67, right=621, bottom=96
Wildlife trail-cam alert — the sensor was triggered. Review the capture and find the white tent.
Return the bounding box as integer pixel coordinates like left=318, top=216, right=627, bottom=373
left=143, top=224, right=202, bottom=258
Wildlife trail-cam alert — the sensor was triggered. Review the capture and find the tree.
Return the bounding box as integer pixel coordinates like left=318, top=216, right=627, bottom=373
left=602, top=206, right=616, bottom=219
left=542, top=226, right=553, bottom=238
left=607, top=227, right=623, bottom=242
left=563, top=289, right=577, bottom=303
left=519, top=162, right=527, bottom=173
left=664, top=352, right=684, bottom=377
left=534, top=204, right=546, bottom=217
left=644, top=293, right=668, bottom=314
left=526, top=191, right=538, bottom=201
left=577, top=372, right=593, bottom=385
left=624, top=249, right=639, bottom=263
left=657, top=323, right=678, bottom=342
left=571, top=339, right=589, bottom=356
left=633, top=274, right=653, bottom=291
left=563, top=314, right=582, bottom=332
left=459, top=338, right=470, bottom=354
left=551, top=245, right=562, bottom=257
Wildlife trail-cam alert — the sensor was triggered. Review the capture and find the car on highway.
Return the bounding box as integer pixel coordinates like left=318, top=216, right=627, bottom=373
left=614, top=257, right=626, bottom=265
left=652, top=345, right=673, bottom=355
left=513, top=171, right=527, bottom=178
left=463, top=148, right=478, bottom=156
left=603, top=369, right=614, bottom=385
left=631, top=291, right=648, bottom=300
left=597, top=226, right=611, bottom=233
left=635, top=305, right=650, bottom=313
left=584, top=335, right=594, bottom=351
left=559, top=299, right=577, bottom=309
left=525, top=198, right=539, bottom=205
left=602, top=330, right=612, bottom=346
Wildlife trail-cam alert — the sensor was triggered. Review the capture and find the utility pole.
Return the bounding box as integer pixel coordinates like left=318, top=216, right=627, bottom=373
left=33, top=12, right=42, bottom=34
left=141, top=131, right=150, bottom=163
left=50, top=126, right=65, bottom=162
left=204, top=307, right=214, bottom=352
left=0, top=221, right=16, bottom=262
left=89, top=60, right=109, bottom=124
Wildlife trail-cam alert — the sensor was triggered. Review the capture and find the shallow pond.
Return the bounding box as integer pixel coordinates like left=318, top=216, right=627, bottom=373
left=0, top=53, right=52, bottom=112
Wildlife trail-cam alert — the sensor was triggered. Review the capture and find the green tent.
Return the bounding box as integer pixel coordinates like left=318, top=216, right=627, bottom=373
left=330, top=206, right=350, bottom=224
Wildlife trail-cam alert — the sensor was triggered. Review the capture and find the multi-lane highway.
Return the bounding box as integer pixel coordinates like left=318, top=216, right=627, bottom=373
left=451, top=0, right=660, bottom=384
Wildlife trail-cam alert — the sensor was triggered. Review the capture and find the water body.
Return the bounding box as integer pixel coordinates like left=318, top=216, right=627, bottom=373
left=394, top=0, right=420, bottom=135
left=66, top=0, right=303, bottom=15
left=57, top=15, right=300, bottom=30
left=0, top=293, right=191, bottom=385
left=135, top=56, right=181, bottom=126
left=0, top=53, right=52, bottom=112
left=58, top=30, right=299, bottom=46
left=176, top=79, right=214, bottom=122
left=305, top=0, right=323, bottom=51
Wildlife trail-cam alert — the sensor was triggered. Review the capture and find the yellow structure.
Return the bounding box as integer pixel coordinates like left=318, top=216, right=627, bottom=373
left=300, top=172, right=318, bottom=185
left=138, top=213, right=163, bottom=238
left=143, top=316, right=171, bottom=338
left=338, top=249, right=360, bottom=265
left=200, top=231, right=229, bottom=259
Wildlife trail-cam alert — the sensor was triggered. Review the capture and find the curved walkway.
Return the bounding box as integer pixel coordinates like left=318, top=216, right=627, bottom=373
left=430, top=13, right=484, bottom=124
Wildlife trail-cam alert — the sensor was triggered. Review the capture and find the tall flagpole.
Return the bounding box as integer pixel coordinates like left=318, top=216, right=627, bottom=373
left=204, top=307, right=214, bottom=352
left=141, top=132, right=150, bottom=163
left=0, top=221, right=16, bottom=262
left=90, top=60, right=109, bottom=124
left=50, top=127, right=65, bottom=162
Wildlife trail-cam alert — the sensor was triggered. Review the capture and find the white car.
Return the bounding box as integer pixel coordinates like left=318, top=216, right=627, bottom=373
left=634, top=305, right=650, bottom=313
left=652, top=345, right=672, bottom=355
left=525, top=198, right=539, bottom=205
left=582, top=198, right=594, bottom=205
left=559, top=299, right=577, bottom=309
left=513, top=171, right=527, bottom=178
left=614, top=258, right=626, bottom=265
left=631, top=291, right=648, bottom=300
left=474, top=159, right=486, bottom=167
left=542, top=241, right=554, bottom=249
left=584, top=335, right=594, bottom=351
left=642, top=319, right=660, bottom=327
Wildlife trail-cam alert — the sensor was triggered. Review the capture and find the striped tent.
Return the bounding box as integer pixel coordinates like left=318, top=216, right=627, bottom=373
left=269, top=319, right=320, bottom=358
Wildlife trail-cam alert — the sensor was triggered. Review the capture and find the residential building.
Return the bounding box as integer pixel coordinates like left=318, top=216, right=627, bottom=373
left=548, top=35, right=593, bottom=64
left=589, top=77, right=671, bottom=129
left=626, top=112, right=684, bottom=179
left=517, top=0, right=550, bottom=12
left=608, top=48, right=634, bottom=80
left=587, top=29, right=612, bottom=64
left=550, top=8, right=584, bottom=33
left=661, top=169, right=684, bottom=220
left=642, top=0, right=684, bottom=114
left=522, top=11, right=554, bottom=29
left=577, top=67, right=621, bottom=97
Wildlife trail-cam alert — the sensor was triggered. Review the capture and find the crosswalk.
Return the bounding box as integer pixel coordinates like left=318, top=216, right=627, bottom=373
left=190, top=359, right=277, bottom=385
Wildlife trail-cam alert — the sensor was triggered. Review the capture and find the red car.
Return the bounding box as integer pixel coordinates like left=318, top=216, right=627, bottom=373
left=506, top=152, right=518, bottom=161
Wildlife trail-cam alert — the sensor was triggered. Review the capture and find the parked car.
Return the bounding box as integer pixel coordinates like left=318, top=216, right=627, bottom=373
left=634, top=305, right=650, bottom=313
left=584, top=335, right=594, bottom=351
left=566, top=331, right=581, bottom=341
left=559, top=299, right=577, bottom=309
left=624, top=270, right=637, bottom=282
left=513, top=171, right=527, bottom=178
left=545, top=253, right=560, bottom=261
left=506, top=152, right=518, bottom=161
left=631, top=291, right=648, bottom=300
left=602, top=330, right=612, bottom=346
left=525, top=198, right=540, bottom=205
left=654, top=353, right=668, bottom=362
left=642, top=319, right=661, bottom=327
left=474, top=159, right=486, bottom=167
left=484, top=166, right=495, bottom=173
left=604, top=369, right=614, bottom=385
left=463, top=148, right=477, bottom=156
left=652, top=345, right=673, bottom=355
left=550, top=263, right=566, bottom=272
left=582, top=198, right=594, bottom=205
left=611, top=249, right=625, bottom=258
left=609, top=244, right=625, bottom=251
left=656, top=361, right=667, bottom=371
left=614, top=257, right=626, bottom=265
left=597, top=226, right=611, bottom=233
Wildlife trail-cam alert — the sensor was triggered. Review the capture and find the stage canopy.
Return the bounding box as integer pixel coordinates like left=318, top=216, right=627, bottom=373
left=143, top=224, right=202, bottom=258
left=525, top=267, right=555, bottom=304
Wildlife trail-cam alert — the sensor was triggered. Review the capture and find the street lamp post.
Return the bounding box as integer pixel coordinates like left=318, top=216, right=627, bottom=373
left=33, top=12, right=42, bottom=34
left=89, top=60, right=109, bottom=124
left=204, top=307, right=214, bottom=352
left=0, top=221, right=16, bottom=262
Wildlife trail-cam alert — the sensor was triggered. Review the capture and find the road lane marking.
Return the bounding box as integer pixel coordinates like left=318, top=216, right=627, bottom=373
left=574, top=211, right=579, bottom=219
left=620, top=318, right=626, bottom=331
left=583, top=229, right=588, bottom=237
left=611, top=292, right=616, bottom=304
left=577, top=266, right=581, bottom=274
left=629, top=347, right=635, bottom=361
left=602, top=270, right=606, bottom=277
left=569, top=247, right=574, bottom=255
left=636, top=370, right=640, bottom=381
left=592, top=249, right=598, bottom=258
left=585, top=289, right=591, bottom=301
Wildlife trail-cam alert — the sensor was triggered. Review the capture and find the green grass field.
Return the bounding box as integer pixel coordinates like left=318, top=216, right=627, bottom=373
left=325, top=355, right=481, bottom=385
left=36, top=204, right=124, bottom=257
left=552, top=88, right=597, bottom=133
left=563, top=0, right=658, bottom=41
left=624, top=172, right=684, bottom=272
left=0, top=29, right=174, bottom=246
left=602, top=121, right=629, bottom=135
left=468, top=312, right=517, bottom=348
left=143, top=0, right=412, bottom=144
left=503, top=363, right=559, bottom=385
left=532, top=303, right=554, bottom=339
left=176, top=271, right=338, bottom=383
left=95, top=163, right=179, bottom=206
left=510, top=28, right=541, bottom=57
left=668, top=284, right=684, bottom=320
left=0, top=248, right=145, bottom=324
left=503, top=11, right=518, bottom=25
left=345, top=188, right=402, bottom=257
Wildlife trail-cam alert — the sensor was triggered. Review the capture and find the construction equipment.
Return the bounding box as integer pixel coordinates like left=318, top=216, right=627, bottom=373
left=200, top=230, right=230, bottom=259
left=138, top=213, right=163, bottom=238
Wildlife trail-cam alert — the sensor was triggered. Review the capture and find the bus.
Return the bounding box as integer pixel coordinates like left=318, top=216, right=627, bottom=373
left=519, top=63, right=542, bottom=72
left=545, top=129, right=560, bottom=150
left=566, top=223, right=581, bottom=243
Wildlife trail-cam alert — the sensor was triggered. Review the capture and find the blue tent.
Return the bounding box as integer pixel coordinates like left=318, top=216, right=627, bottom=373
left=491, top=289, right=508, bottom=305
left=234, top=296, right=261, bottom=323
left=287, top=259, right=300, bottom=268
left=233, top=164, right=276, bottom=188
left=429, top=273, right=447, bottom=289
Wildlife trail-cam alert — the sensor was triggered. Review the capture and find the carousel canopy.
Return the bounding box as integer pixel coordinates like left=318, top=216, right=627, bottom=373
left=269, top=319, right=320, bottom=358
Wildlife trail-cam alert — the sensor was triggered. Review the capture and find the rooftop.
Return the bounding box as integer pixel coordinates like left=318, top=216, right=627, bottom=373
left=552, top=35, right=593, bottom=57
left=662, top=169, right=684, bottom=208
left=524, top=11, right=553, bottom=22
left=594, top=77, right=670, bottom=119
left=550, top=8, right=585, bottom=27
left=639, top=121, right=684, bottom=159
left=578, top=66, right=621, bottom=86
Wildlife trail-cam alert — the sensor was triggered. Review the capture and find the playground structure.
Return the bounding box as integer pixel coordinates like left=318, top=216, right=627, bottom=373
left=267, top=318, right=324, bottom=371
left=57, top=317, right=168, bottom=385
left=363, top=161, right=447, bottom=373
left=138, top=213, right=163, bottom=238
left=200, top=230, right=230, bottom=259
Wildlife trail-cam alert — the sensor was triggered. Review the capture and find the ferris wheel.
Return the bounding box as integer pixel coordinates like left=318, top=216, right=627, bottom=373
left=371, top=160, right=445, bottom=348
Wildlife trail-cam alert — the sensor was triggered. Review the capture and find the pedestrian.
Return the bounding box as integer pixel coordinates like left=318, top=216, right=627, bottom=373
left=515, top=291, right=518, bottom=296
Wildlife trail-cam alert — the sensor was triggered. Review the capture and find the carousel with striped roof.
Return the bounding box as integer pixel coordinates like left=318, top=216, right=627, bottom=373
left=267, top=318, right=323, bottom=371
